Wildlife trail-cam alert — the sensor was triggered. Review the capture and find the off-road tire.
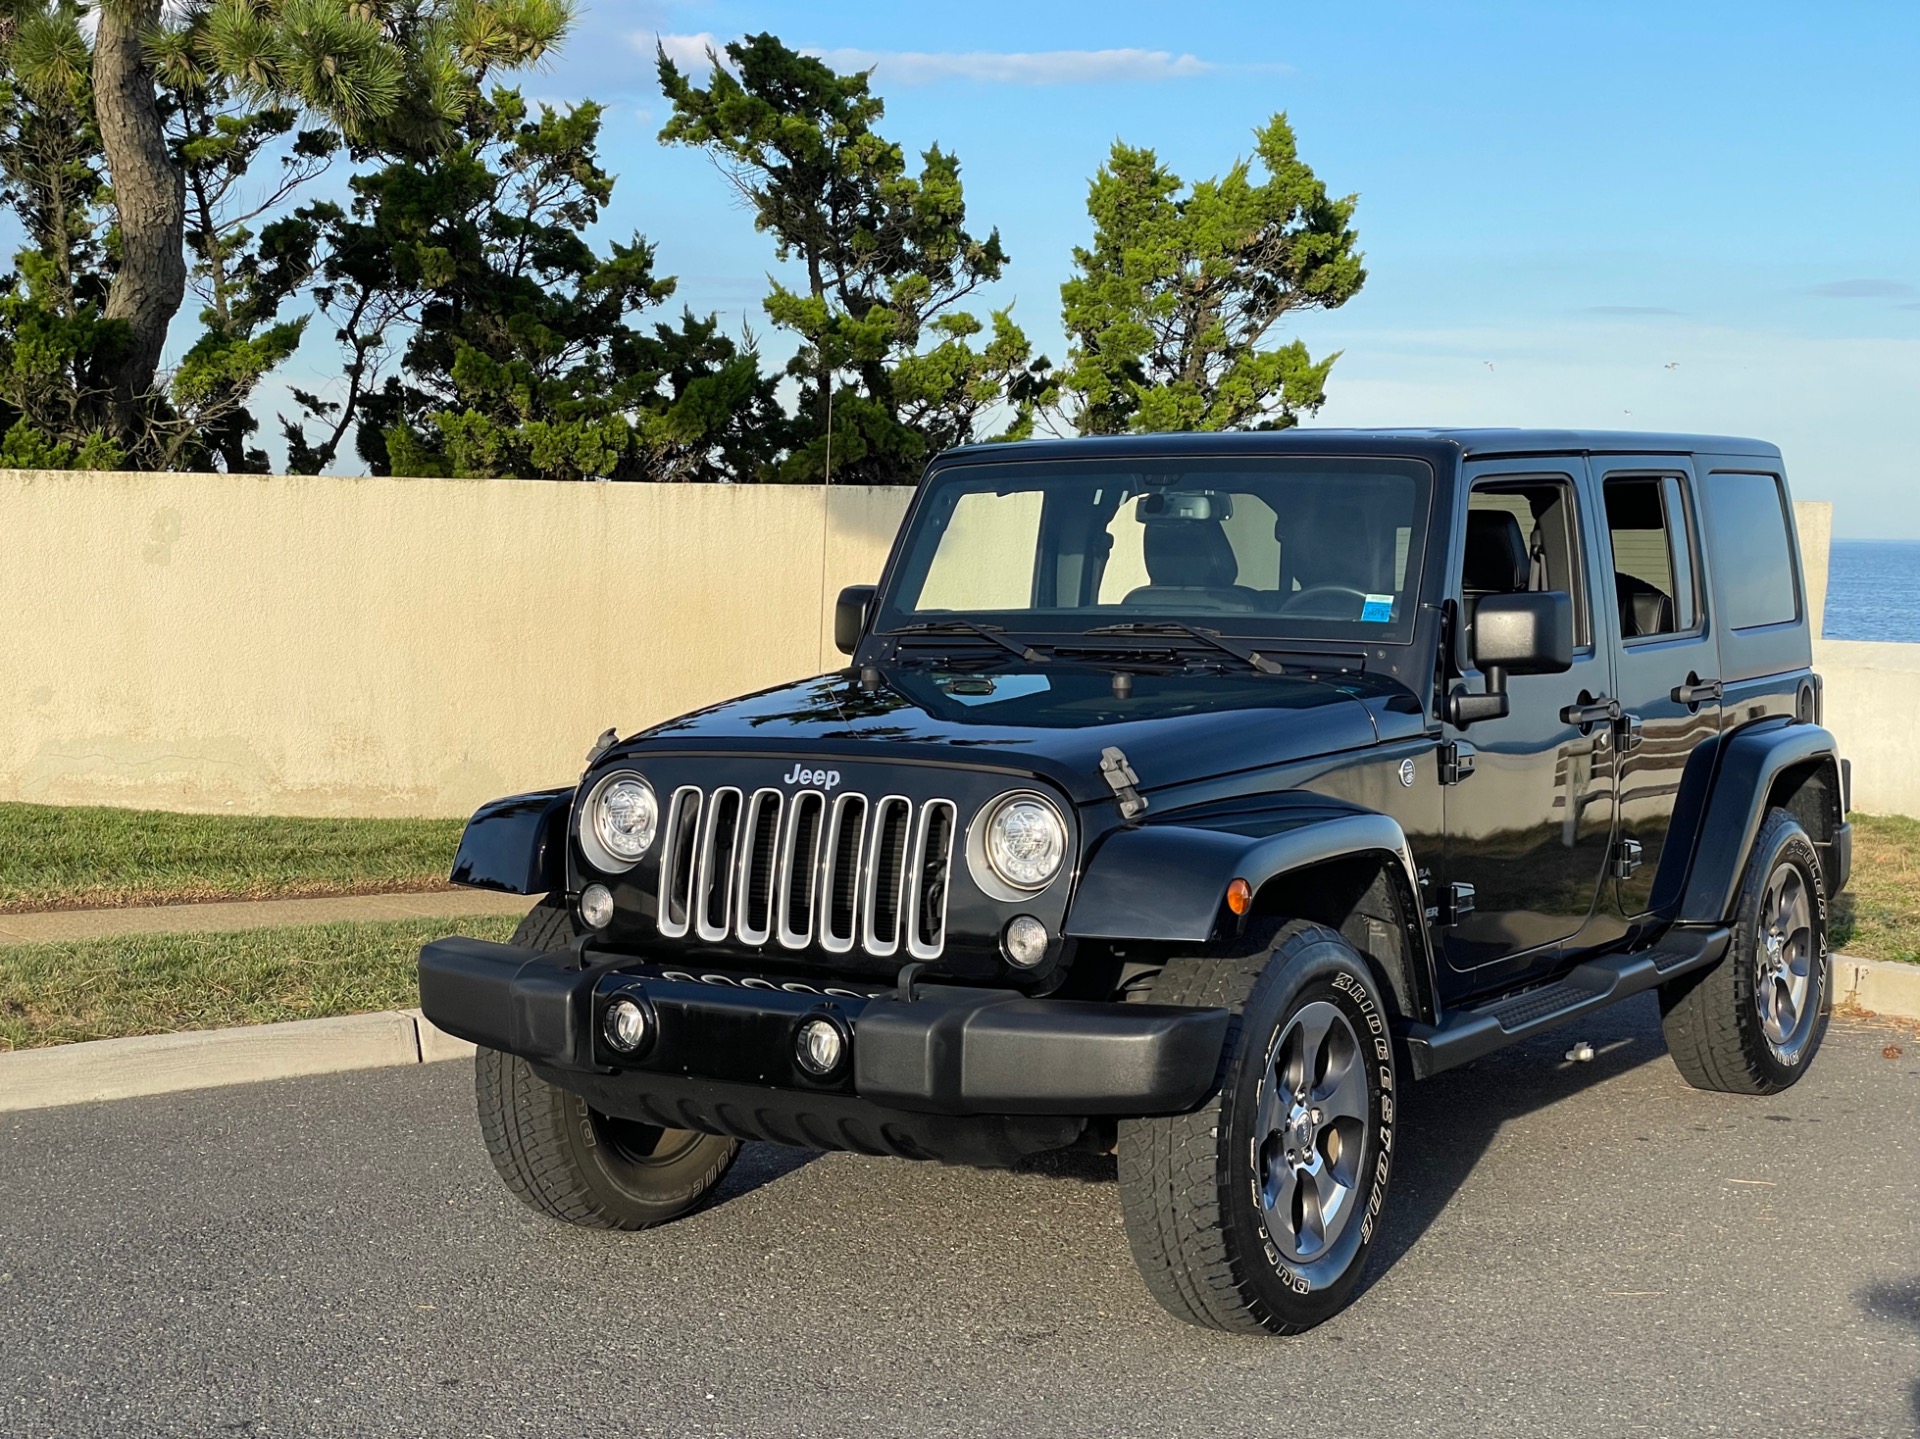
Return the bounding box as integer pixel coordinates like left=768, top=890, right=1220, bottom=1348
left=1117, top=921, right=1398, bottom=1335
left=1659, top=808, right=1831, bottom=1095
left=473, top=898, right=741, bottom=1229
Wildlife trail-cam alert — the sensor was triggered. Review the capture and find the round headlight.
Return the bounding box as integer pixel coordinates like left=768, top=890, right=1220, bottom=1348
left=584, top=772, right=657, bottom=871
left=982, top=793, right=1068, bottom=892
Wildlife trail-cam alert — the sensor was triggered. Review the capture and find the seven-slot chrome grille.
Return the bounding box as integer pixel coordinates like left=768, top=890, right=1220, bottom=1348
left=655, top=786, right=957, bottom=960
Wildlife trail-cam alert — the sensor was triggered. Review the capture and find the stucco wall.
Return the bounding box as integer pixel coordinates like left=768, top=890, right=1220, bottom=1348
left=0, top=476, right=1893, bottom=818
left=0, top=471, right=912, bottom=816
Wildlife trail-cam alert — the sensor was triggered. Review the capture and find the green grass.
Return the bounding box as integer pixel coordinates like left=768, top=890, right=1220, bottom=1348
left=0, top=802, right=466, bottom=913
left=0, top=913, right=520, bottom=1051
left=1832, top=813, right=1920, bottom=964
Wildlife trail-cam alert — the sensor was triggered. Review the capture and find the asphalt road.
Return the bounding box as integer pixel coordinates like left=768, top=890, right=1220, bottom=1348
left=3, top=996, right=1917, bottom=1439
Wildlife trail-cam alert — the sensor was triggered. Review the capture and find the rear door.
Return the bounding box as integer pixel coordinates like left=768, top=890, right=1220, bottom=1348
left=1589, top=459, right=1721, bottom=926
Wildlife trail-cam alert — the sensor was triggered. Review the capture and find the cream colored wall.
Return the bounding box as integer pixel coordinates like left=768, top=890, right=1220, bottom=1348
left=1815, top=639, right=1919, bottom=816
left=1795, top=500, right=1830, bottom=643
left=0, top=477, right=1895, bottom=819
left=0, top=471, right=911, bottom=817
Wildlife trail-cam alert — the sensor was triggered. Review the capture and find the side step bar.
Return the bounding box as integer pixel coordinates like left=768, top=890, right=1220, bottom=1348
left=1404, top=926, right=1731, bottom=1079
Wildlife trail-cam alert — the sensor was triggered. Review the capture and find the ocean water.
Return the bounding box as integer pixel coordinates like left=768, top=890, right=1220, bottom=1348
left=1824, top=540, right=1920, bottom=643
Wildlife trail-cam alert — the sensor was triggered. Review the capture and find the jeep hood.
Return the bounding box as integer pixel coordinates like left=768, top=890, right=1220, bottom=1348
left=604, top=666, right=1426, bottom=806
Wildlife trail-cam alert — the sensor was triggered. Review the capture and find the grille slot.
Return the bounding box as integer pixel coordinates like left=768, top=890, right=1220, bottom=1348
left=861, top=796, right=913, bottom=957
left=657, top=786, right=703, bottom=939
left=657, top=784, right=956, bottom=961
left=694, top=788, right=744, bottom=943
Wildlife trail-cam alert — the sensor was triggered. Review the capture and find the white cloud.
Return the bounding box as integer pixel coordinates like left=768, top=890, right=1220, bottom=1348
left=808, top=47, right=1218, bottom=86
left=644, top=34, right=1231, bottom=86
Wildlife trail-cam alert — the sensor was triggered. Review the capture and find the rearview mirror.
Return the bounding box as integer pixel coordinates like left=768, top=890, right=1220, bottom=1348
left=1450, top=591, right=1574, bottom=726
left=835, top=584, right=877, bottom=656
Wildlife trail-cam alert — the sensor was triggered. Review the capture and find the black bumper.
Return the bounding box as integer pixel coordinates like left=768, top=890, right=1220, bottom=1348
left=419, top=936, right=1229, bottom=1120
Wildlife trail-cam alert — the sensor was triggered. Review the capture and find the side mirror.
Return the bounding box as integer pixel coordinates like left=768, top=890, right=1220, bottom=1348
left=1450, top=591, right=1574, bottom=726
left=834, top=584, right=877, bottom=656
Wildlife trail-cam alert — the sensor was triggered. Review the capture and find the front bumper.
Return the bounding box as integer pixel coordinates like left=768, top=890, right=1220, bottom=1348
left=419, top=937, right=1229, bottom=1121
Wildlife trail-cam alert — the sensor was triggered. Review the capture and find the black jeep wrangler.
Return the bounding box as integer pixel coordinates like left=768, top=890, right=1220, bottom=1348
left=420, top=429, right=1850, bottom=1335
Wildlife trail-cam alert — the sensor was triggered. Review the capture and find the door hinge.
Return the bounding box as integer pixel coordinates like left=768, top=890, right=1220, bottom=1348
left=1439, top=739, right=1477, bottom=785
left=1611, top=837, right=1644, bottom=880
left=1617, top=713, right=1644, bottom=753
left=1443, top=882, right=1476, bottom=924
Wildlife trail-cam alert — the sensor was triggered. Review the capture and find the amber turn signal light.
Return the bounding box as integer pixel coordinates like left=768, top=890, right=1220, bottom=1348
left=1226, top=878, right=1252, bottom=915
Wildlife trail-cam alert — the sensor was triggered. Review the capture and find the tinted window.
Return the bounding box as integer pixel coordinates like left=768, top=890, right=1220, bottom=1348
left=1705, top=472, right=1797, bottom=629
left=1463, top=478, right=1589, bottom=647
left=1604, top=475, right=1699, bottom=638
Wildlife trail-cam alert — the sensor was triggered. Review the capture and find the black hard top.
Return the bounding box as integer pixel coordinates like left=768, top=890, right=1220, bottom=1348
left=938, top=427, right=1781, bottom=466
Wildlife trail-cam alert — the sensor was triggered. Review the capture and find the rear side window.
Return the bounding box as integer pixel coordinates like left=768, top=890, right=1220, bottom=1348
left=1603, top=475, right=1699, bottom=638
left=1704, top=472, right=1797, bottom=629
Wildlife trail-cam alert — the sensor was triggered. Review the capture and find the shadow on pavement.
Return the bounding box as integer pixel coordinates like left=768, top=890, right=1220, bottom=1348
left=996, top=998, right=1676, bottom=1302
left=1360, top=999, right=1669, bottom=1290
left=710, top=1140, right=819, bottom=1206
left=1859, top=1275, right=1920, bottom=1433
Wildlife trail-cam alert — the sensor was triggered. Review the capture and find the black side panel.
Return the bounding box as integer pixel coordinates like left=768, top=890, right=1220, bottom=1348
left=1675, top=721, right=1839, bottom=924
left=449, top=788, right=574, bottom=895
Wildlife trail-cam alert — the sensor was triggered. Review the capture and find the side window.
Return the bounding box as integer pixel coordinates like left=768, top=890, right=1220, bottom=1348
left=1463, top=479, right=1589, bottom=648
left=1603, top=475, right=1699, bottom=639
left=1704, top=472, right=1798, bottom=629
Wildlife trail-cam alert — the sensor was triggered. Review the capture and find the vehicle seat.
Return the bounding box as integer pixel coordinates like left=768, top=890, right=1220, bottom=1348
left=1615, top=572, right=1674, bottom=638
left=1122, top=521, right=1261, bottom=612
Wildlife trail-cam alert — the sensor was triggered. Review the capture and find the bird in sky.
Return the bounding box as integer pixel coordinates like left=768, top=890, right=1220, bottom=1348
left=1665, top=361, right=1680, bottom=370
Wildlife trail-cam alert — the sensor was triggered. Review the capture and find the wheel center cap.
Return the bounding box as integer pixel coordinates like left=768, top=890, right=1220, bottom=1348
left=1289, top=1112, right=1316, bottom=1152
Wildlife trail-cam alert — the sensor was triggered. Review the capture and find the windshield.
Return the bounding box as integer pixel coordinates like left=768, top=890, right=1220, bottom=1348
left=878, top=455, right=1434, bottom=645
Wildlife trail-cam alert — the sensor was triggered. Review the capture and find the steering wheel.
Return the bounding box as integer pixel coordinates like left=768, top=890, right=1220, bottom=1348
left=1275, top=584, right=1373, bottom=619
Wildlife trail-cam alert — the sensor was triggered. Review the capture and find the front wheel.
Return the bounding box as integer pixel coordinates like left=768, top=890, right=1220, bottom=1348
left=472, top=898, right=740, bottom=1229
left=1117, top=922, right=1399, bottom=1335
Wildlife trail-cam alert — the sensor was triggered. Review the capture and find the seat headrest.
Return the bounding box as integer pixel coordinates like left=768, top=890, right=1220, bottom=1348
left=1464, top=510, right=1528, bottom=593
left=1142, top=521, right=1240, bottom=590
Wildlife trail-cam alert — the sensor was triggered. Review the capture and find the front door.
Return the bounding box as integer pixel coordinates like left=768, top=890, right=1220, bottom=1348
left=1588, top=461, right=1721, bottom=932
left=1442, top=461, right=1618, bottom=985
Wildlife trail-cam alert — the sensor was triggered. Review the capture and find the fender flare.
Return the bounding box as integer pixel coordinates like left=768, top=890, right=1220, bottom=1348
left=1673, top=720, right=1842, bottom=925
left=1065, top=808, right=1436, bottom=1018
left=449, top=787, right=575, bottom=896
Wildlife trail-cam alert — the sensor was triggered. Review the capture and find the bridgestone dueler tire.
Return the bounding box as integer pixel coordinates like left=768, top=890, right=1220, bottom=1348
left=1117, top=922, right=1398, bottom=1335
left=1659, top=808, right=1831, bottom=1096
left=473, top=898, right=741, bottom=1229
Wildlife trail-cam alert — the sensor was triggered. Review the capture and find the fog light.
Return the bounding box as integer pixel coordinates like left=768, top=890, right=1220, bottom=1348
left=580, top=883, right=614, bottom=929
left=1003, top=914, right=1050, bottom=968
left=602, top=996, right=650, bottom=1054
left=795, top=1016, right=846, bottom=1076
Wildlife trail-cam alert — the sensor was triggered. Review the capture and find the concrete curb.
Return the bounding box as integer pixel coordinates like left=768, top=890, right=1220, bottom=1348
left=0, top=1009, right=474, bottom=1114
left=1837, top=954, right=1920, bottom=1020
left=1, top=955, right=1913, bottom=1116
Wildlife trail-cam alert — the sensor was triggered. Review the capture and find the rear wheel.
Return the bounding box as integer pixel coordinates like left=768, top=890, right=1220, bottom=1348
left=1117, top=922, right=1398, bottom=1335
left=1659, top=808, right=1831, bottom=1095
left=473, top=898, right=741, bottom=1229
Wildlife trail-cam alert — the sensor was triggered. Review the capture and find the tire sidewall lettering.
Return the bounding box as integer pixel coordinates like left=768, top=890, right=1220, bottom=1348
left=1245, top=953, right=1395, bottom=1298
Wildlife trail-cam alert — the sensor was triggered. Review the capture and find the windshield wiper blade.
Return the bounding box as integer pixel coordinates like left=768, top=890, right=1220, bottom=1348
left=888, top=621, right=1050, bottom=664
left=1080, top=622, right=1287, bottom=675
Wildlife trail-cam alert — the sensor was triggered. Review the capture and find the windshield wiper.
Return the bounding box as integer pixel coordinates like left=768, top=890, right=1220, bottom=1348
left=888, top=621, right=1051, bottom=664
left=1079, top=622, right=1287, bottom=675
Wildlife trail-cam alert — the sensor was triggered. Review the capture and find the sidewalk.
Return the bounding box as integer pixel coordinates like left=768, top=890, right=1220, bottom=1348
left=0, top=889, right=536, bottom=945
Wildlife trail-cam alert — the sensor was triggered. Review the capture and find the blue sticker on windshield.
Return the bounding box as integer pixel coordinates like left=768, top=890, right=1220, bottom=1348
left=1361, top=594, right=1394, bottom=623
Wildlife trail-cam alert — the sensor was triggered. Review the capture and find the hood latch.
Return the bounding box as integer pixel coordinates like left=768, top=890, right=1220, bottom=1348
left=1100, top=746, right=1149, bottom=824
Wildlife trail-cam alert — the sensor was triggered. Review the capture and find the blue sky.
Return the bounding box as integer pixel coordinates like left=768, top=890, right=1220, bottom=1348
left=481, top=0, right=1915, bottom=534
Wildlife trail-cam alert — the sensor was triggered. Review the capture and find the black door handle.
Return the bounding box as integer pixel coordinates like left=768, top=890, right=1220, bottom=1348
left=1671, top=675, right=1723, bottom=707
left=1561, top=695, right=1622, bottom=729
